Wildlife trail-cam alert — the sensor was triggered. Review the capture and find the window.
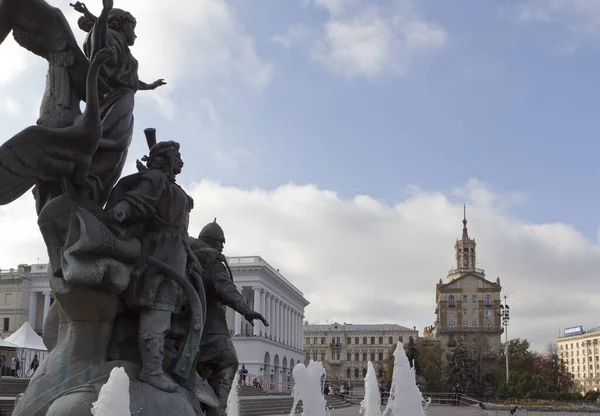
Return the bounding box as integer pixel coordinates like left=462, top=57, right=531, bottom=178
left=472, top=308, right=477, bottom=316
left=355, top=337, right=359, bottom=344
left=336, top=337, right=340, bottom=344
left=378, top=352, right=383, bottom=361
left=399, top=336, right=403, bottom=343
left=363, top=368, right=367, bottom=378
left=463, top=321, right=468, bottom=328
left=347, top=338, right=352, bottom=345
left=472, top=321, right=477, bottom=328
left=347, top=353, right=351, bottom=361
left=388, top=336, right=393, bottom=344
left=363, top=353, right=367, bottom=361
left=449, top=321, right=455, bottom=330
left=485, top=309, right=492, bottom=317
left=371, top=337, right=375, bottom=344
left=485, top=295, right=491, bottom=306
left=313, top=337, right=317, bottom=344
left=378, top=337, right=383, bottom=344
left=321, top=337, right=325, bottom=345
left=363, top=337, right=367, bottom=344
left=331, top=336, right=336, bottom=344
left=449, top=310, right=455, bottom=317
left=347, top=368, right=351, bottom=378
left=370, top=352, right=375, bottom=361
left=2, top=318, right=8, bottom=332
left=448, top=295, right=455, bottom=307
left=354, top=353, right=359, bottom=361
left=463, top=295, right=467, bottom=303
left=321, top=353, right=325, bottom=361
left=463, top=309, right=467, bottom=316
left=306, top=337, right=310, bottom=344
left=355, top=368, right=359, bottom=378
left=472, top=295, right=477, bottom=303
left=486, top=321, right=492, bottom=330
left=306, top=353, right=310, bottom=361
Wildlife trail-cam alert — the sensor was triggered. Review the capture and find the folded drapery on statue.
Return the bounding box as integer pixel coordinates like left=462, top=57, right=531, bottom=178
left=61, top=206, right=141, bottom=294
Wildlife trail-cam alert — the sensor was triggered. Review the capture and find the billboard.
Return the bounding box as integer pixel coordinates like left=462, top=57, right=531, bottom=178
left=564, top=326, right=584, bottom=336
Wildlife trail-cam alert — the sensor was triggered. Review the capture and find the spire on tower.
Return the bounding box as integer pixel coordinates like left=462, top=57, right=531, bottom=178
left=462, top=203, right=469, bottom=240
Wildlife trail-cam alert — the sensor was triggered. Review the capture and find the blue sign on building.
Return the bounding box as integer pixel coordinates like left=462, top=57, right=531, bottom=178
left=564, top=326, right=584, bottom=336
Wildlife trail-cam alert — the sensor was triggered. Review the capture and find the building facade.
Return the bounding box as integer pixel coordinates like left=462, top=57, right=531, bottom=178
left=0, top=263, right=52, bottom=337
left=302, top=322, right=418, bottom=387
left=556, top=326, right=600, bottom=392
left=225, top=256, right=309, bottom=388
left=433, top=209, right=503, bottom=353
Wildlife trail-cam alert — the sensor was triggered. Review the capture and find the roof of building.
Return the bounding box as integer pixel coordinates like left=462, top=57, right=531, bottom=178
left=303, top=323, right=416, bottom=333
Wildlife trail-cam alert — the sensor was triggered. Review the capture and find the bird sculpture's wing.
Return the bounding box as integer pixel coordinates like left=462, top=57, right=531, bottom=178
left=0, top=126, right=73, bottom=205
left=0, top=0, right=90, bottom=101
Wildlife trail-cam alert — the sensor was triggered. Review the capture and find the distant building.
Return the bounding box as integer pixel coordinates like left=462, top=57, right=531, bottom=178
left=0, top=263, right=52, bottom=336
left=556, top=325, right=600, bottom=392
left=225, top=256, right=309, bottom=389
left=302, top=322, right=418, bottom=387
left=432, top=208, right=503, bottom=353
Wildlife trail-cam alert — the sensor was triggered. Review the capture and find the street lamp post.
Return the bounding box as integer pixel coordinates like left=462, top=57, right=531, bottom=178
left=499, top=296, right=510, bottom=382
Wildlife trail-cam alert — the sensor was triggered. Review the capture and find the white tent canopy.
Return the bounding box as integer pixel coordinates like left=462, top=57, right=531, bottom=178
left=6, top=322, right=47, bottom=351
left=0, top=338, right=17, bottom=349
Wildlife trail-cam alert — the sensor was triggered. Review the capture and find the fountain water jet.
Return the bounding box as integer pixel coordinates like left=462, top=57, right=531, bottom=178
left=290, top=360, right=328, bottom=416
left=383, top=342, right=426, bottom=416
left=360, top=362, right=382, bottom=416
left=90, top=367, right=131, bottom=416
left=226, top=372, right=240, bottom=416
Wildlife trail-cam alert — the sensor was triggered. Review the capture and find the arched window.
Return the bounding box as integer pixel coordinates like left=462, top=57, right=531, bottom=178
left=399, top=336, right=403, bottom=343
left=449, top=295, right=456, bottom=307
left=363, top=368, right=367, bottom=378
left=370, top=337, right=375, bottom=344
left=388, top=336, right=393, bottom=344
left=485, top=295, right=492, bottom=306
left=347, top=368, right=351, bottom=378
left=378, top=336, right=383, bottom=344
left=363, top=337, right=367, bottom=344
left=354, top=368, right=359, bottom=378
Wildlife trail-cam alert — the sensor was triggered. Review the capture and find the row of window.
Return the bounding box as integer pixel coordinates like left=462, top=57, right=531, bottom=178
left=302, top=363, right=386, bottom=380
left=561, top=350, right=600, bottom=358
left=560, top=340, right=599, bottom=350
left=448, top=309, right=493, bottom=318
left=305, top=335, right=409, bottom=346
left=447, top=294, right=493, bottom=307
left=448, top=321, right=493, bottom=329
left=306, top=352, right=387, bottom=362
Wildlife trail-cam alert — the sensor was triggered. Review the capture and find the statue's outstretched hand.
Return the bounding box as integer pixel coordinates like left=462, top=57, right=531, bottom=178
left=70, top=2, right=88, bottom=14
left=150, top=79, right=167, bottom=90
left=245, top=311, right=269, bottom=327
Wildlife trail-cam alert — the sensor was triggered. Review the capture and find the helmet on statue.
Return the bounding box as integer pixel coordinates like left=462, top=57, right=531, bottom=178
left=198, top=218, right=225, bottom=243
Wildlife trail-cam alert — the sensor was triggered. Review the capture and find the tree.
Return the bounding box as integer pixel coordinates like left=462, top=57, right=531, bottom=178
left=404, top=336, right=421, bottom=376
left=417, top=339, right=444, bottom=392
left=382, top=343, right=397, bottom=388
left=445, top=338, right=478, bottom=394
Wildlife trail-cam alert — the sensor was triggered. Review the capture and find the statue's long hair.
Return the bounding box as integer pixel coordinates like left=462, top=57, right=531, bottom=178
left=108, top=8, right=137, bottom=31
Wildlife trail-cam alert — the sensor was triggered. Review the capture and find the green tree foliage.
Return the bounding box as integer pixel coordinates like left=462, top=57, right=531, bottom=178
left=445, top=338, right=479, bottom=394
left=417, top=339, right=445, bottom=392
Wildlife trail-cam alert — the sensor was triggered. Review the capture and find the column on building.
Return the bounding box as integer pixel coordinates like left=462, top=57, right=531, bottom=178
left=28, top=291, right=37, bottom=328
left=278, top=301, right=284, bottom=343
left=253, top=286, right=262, bottom=336
left=234, top=286, right=243, bottom=335
left=299, top=314, right=304, bottom=350
left=42, top=292, right=51, bottom=326
left=282, top=304, right=287, bottom=345
left=287, top=306, right=292, bottom=346
left=292, top=309, right=297, bottom=348
left=264, top=291, right=271, bottom=339
left=260, top=289, right=266, bottom=337
left=272, top=298, right=279, bottom=341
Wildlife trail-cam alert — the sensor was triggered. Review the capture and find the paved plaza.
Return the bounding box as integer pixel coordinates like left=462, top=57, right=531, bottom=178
left=267, top=404, right=600, bottom=415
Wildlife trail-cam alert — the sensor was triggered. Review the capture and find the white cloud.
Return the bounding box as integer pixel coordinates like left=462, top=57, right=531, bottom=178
left=1, top=179, right=596, bottom=351
left=282, top=0, right=447, bottom=79
left=508, top=0, right=600, bottom=48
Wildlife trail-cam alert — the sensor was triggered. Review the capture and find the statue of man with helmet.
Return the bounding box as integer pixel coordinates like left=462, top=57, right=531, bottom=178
left=190, top=219, right=268, bottom=416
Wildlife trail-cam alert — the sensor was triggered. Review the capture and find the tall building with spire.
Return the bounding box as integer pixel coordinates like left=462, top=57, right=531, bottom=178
left=433, top=206, right=503, bottom=353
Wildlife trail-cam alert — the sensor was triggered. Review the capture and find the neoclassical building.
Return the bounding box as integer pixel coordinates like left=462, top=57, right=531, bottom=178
left=556, top=326, right=600, bottom=392
left=0, top=263, right=53, bottom=336
left=302, top=322, right=418, bottom=387
left=433, top=209, right=503, bottom=353
left=225, top=256, right=309, bottom=388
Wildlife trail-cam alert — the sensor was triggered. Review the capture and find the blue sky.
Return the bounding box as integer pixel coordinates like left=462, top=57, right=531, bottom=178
left=1, top=0, right=600, bottom=350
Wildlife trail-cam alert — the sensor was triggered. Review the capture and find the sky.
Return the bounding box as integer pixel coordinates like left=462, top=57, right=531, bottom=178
left=0, top=0, right=599, bottom=351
